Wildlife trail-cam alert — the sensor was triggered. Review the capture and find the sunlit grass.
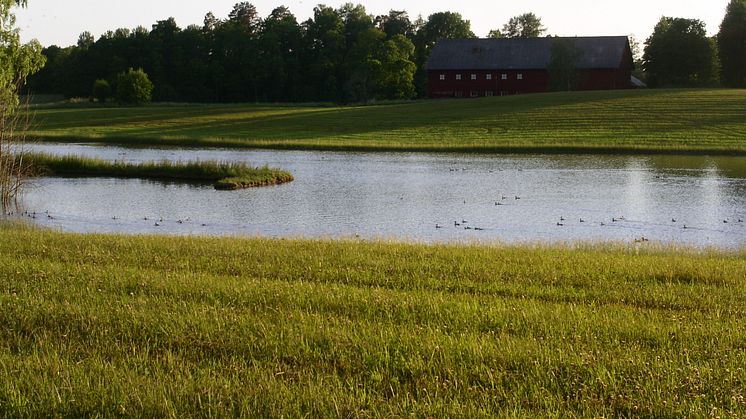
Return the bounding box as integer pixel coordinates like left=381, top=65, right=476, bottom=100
left=1, top=223, right=745, bottom=416
left=23, top=152, right=293, bottom=190
left=25, top=89, right=746, bottom=154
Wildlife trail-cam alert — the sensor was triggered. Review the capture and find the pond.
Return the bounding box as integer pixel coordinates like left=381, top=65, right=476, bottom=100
left=7, top=144, right=746, bottom=248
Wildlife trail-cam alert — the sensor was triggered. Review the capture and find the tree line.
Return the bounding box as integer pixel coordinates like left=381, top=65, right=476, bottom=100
left=26, top=1, right=746, bottom=104
left=28, top=3, right=476, bottom=103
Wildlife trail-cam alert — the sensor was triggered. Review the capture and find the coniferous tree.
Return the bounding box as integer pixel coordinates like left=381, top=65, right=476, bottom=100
left=718, top=0, right=746, bottom=87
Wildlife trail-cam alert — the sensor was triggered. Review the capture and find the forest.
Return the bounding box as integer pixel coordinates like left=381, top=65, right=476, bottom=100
left=25, top=1, right=746, bottom=104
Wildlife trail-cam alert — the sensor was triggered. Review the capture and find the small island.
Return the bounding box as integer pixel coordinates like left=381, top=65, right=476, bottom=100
left=23, top=153, right=294, bottom=190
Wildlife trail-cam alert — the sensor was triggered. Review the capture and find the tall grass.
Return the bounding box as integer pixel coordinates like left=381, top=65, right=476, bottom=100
left=1, top=223, right=745, bottom=416
left=24, top=89, right=746, bottom=154
left=24, top=152, right=293, bottom=190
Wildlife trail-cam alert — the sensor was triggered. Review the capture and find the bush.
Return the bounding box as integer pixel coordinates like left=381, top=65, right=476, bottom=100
left=92, top=79, right=111, bottom=103
left=116, top=68, right=154, bottom=105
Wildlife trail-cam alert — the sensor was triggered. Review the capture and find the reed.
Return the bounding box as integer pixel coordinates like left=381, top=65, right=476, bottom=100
left=0, top=101, right=35, bottom=208
left=24, top=152, right=293, bottom=190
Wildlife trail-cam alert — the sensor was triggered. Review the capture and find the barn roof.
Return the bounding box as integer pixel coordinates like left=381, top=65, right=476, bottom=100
left=426, top=36, right=631, bottom=71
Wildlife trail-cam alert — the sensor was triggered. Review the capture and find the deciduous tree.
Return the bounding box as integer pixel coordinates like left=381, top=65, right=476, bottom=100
left=1, top=0, right=45, bottom=207
left=643, top=17, right=716, bottom=87
left=502, top=13, right=546, bottom=38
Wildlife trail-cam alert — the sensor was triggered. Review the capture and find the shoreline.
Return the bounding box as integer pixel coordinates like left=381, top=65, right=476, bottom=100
left=28, top=135, right=746, bottom=157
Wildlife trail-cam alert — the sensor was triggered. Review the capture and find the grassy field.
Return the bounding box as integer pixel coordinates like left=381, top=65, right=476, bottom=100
left=1, top=223, right=745, bottom=416
left=25, top=89, right=746, bottom=154
left=22, top=153, right=293, bottom=190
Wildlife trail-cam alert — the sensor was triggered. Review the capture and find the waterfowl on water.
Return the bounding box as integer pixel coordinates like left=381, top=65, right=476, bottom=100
left=579, top=218, right=585, bottom=223
left=454, top=221, right=461, bottom=226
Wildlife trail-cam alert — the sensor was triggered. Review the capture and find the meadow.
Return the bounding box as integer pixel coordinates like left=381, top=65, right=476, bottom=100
left=22, top=153, right=293, bottom=190
left=1, top=223, right=745, bottom=416
left=26, top=89, right=746, bottom=154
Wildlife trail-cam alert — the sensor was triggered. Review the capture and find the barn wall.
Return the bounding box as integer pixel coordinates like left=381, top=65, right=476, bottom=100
left=427, top=70, right=551, bottom=98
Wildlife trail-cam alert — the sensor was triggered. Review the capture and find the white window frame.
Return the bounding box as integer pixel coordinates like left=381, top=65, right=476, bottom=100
left=486, top=74, right=492, bottom=80
left=455, top=91, right=463, bottom=97
left=517, top=73, right=524, bottom=80
left=439, top=74, right=445, bottom=80
left=470, top=74, right=477, bottom=80
left=456, top=74, right=462, bottom=80
left=485, top=91, right=494, bottom=97
left=501, top=73, right=507, bottom=80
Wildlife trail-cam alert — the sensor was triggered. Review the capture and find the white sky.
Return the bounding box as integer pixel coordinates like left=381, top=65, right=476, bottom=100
left=16, top=0, right=730, bottom=47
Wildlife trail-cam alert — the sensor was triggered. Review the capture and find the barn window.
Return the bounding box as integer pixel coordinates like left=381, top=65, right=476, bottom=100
left=439, top=74, right=445, bottom=80
left=471, top=74, right=477, bottom=80
left=456, top=74, right=462, bottom=80
left=485, top=91, right=494, bottom=97
left=470, top=91, right=479, bottom=97
left=501, top=74, right=507, bottom=80
left=486, top=74, right=492, bottom=80
left=455, top=91, right=463, bottom=97
left=517, top=73, right=524, bottom=80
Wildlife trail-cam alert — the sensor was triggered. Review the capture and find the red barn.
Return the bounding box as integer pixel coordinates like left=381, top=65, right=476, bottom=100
left=426, top=36, right=634, bottom=98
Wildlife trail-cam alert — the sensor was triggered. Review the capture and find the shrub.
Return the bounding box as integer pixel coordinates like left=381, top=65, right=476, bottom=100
left=116, top=68, right=154, bottom=105
left=92, top=79, right=111, bottom=103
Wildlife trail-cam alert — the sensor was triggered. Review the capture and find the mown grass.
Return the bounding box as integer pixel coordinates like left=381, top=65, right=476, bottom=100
left=1, top=223, right=745, bottom=416
left=22, top=152, right=293, bottom=190
left=24, top=89, right=746, bottom=154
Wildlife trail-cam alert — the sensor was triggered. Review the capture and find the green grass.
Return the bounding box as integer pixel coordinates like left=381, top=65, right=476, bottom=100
left=1, top=223, right=745, bottom=416
left=22, top=153, right=293, bottom=190
left=24, top=89, right=746, bottom=154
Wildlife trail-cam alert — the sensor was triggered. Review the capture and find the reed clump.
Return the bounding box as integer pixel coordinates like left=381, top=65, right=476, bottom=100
left=24, top=152, right=293, bottom=190
left=0, top=106, right=35, bottom=209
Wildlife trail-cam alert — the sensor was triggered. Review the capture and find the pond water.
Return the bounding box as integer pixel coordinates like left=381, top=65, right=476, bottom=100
left=7, top=144, right=746, bottom=248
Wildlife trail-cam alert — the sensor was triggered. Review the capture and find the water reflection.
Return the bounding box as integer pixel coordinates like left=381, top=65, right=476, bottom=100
left=6, top=144, right=746, bottom=248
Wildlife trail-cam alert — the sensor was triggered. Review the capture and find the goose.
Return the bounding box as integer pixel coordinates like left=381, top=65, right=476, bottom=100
left=454, top=221, right=461, bottom=226
left=579, top=218, right=585, bottom=223
left=556, top=222, right=564, bottom=226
